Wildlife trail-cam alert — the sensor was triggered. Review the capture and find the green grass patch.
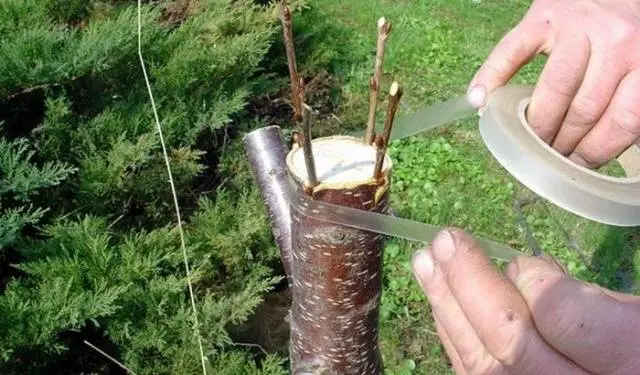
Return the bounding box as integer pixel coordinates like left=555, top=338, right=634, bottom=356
left=294, top=1, right=640, bottom=373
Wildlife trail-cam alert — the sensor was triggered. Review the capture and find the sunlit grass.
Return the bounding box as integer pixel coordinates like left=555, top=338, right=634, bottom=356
left=296, top=1, right=640, bottom=373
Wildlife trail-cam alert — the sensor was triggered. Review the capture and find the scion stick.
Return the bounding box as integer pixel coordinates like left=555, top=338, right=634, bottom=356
left=365, top=17, right=392, bottom=145
left=280, top=0, right=304, bottom=122
left=300, top=104, right=319, bottom=188
left=374, top=82, right=403, bottom=179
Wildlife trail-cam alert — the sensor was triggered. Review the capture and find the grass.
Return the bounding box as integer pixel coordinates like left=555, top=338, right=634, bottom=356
left=283, top=0, right=640, bottom=373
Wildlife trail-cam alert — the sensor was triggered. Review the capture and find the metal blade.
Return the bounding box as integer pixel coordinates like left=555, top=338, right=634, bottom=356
left=351, top=95, right=477, bottom=141
left=291, top=193, right=526, bottom=262
left=299, top=92, right=524, bottom=261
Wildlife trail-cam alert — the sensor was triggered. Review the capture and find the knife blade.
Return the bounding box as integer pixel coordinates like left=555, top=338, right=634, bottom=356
left=351, top=94, right=477, bottom=141
left=291, top=192, right=526, bottom=262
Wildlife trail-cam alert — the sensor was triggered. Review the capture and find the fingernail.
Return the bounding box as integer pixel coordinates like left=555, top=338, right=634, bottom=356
left=432, top=229, right=455, bottom=262
left=467, top=84, right=487, bottom=108
left=412, top=249, right=434, bottom=286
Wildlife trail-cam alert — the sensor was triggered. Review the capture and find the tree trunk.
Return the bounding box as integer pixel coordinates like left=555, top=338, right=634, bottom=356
left=285, top=135, right=392, bottom=375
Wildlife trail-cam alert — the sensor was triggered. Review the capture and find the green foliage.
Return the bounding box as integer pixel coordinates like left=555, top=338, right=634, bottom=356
left=207, top=351, right=288, bottom=375
left=0, top=0, right=288, bottom=373
left=16, top=0, right=278, bottom=226
left=0, top=137, right=74, bottom=201
left=0, top=136, right=75, bottom=248
left=0, top=206, right=280, bottom=373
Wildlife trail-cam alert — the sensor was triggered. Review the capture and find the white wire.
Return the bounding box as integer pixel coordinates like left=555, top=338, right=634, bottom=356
left=84, top=341, right=138, bottom=375
left=137, top=2, right=208, bottom=374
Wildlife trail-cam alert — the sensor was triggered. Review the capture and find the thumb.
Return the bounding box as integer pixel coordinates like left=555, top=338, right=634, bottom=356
left=507, top=256, right=640, bottom=374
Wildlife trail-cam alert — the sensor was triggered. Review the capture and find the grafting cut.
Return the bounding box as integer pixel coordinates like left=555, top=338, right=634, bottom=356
left=286, top=136, right=392, bottom=375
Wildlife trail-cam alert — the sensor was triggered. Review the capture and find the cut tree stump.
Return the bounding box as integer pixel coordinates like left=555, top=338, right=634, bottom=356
left=246, top=8, right=401, bottom=373
left=285, top=136, right=392, bottom=375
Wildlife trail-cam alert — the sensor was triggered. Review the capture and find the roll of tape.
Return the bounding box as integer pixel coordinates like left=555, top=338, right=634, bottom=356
left=480, top=85, right=640, bottom=227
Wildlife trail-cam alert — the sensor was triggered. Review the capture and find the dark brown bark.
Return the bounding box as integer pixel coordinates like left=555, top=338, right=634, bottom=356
left=286, top=136, right=392, bottom=374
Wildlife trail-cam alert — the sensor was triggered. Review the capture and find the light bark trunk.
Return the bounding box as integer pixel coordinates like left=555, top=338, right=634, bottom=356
left=243, top=126, right=293, bottom=285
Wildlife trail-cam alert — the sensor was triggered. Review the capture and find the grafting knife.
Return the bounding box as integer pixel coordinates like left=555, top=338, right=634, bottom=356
left=290, top=192, right=527, bottom=262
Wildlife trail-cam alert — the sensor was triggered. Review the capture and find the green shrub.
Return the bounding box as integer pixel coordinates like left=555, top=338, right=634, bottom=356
left=0, top=0, right=289, bottom=373
left=0, top=135, right=75, bottom=250
left=1, top=196, right=282, bottom=373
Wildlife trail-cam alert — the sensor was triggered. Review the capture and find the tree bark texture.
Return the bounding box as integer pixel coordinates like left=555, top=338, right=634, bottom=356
left=285, top=136, right=392, bottom=375
left=243, top=126, right=293, bottom=285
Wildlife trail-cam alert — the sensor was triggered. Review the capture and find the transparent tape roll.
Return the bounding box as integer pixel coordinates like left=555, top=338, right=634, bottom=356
left=356, top=84, right=640, bottom=226
left=480, top=85, right=640, bottom=227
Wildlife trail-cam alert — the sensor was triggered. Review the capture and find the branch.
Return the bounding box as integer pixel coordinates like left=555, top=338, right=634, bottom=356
left=232, top=341, right=269, bottom=356
left=243, top=126, right=293, bottom=285
left=280, top=1, right=304, bottom=122
left=300, top=103, right=319, bottom=188
left=365, top=17, right=392, bottom=145
left=3, top=75, right=84, bottom=101
left=373, top=81, right=403, bottom=179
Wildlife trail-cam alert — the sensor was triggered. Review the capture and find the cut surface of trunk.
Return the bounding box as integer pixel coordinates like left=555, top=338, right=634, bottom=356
left=286, top=136, right=392, bottom=375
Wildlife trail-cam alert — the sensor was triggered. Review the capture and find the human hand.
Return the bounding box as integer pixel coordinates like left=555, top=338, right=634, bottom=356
left=411, top=228, right=640, bottom=374
left=467, top=0, right=640, bottom=168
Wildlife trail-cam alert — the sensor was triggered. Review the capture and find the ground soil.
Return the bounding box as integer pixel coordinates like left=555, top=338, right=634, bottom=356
left=231, top=288, right=293, bottom=357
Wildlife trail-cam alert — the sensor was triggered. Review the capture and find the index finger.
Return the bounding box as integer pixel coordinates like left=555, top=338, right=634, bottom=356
left=468, top=21, right=547, bottom=107
left=430, top=228, right=586, bottom=374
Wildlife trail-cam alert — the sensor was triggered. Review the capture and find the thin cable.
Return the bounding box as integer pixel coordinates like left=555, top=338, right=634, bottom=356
left=513, top=195, right=543, bottom=257
left=137, top=2, right=207, bottom=374
left=84, top=340, right=138, bottom=375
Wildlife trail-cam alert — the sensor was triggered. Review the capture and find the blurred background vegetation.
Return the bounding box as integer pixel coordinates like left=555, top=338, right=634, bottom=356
left=0, top=0, right=637, bottom=374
